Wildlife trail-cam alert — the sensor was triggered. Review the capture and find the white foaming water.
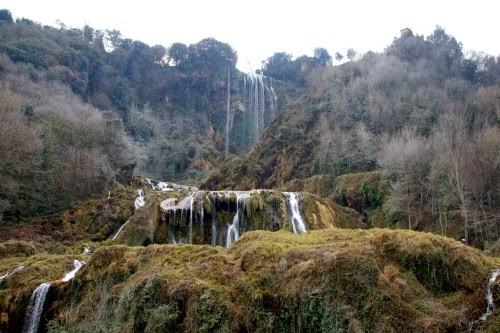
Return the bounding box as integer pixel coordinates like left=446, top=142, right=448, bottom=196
left=480, top=269, right=500, bottom=321
left=112, top=220, right=130, bottom=240
left=61, top=260, right=86, bottom=282
left=226, top=192, right=250, bottom=247
left=285, top=192, right=307, bottom=234
left=23, top=282, right=51, bottom=333
left=0, top=265, right=24, bottom=282
left=189, top=193, right=195, bottom=244
left=134, top=189, right=145, bottom=210
left=210, top=193, right=217, bottom=247
left=225, top=67, right=231, bottom=154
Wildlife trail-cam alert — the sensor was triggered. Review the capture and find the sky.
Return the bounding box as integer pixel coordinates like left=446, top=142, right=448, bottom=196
left=2, top=0, right=499, bottom=72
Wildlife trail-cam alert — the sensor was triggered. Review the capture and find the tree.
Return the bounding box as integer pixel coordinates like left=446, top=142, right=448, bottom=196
left=0, top=9, right=13, bottom=23
left=183, top=38, right=237, bottom=72
left=347, top=48, right=357, bottom=61
left=313, top=47, right=332, bottom=66
left=167, top=42, right=188, bottom=66
left=0, top=91, right=41, bottom=220
left=426, top=26, right=463, bottom=76
left=431, top=111, right=472, bottom=243
left=335, top=52, right=344, bottom=62
left=379, top=128, right=431, bottom=230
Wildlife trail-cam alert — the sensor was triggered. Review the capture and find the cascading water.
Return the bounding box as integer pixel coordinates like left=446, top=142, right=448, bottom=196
left=225, top=67, right=231, bottom=154
left=112, top=220, right=130, bottom=240
left=227, top=73, right=278, bottom=151
left=226, top=192, right=250, bottom=247
left=189, top=193, right=195, bottom=244
left=210, top=193, right=217, bottom=247
left=134, top=189, right=145, bottom=210
left=285, top=192, right=308, bottom=234
left=61, top=260, right=86, bottom=282
left=480, top=269, right=500, bottom=321
left=0, top=265, right=24, bottom=282
left=22, top=282, right=51, bottom=333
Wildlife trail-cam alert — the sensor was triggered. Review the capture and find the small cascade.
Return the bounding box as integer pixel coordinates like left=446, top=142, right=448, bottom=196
left=210, top=193, right=217, bottom=247
left=112, top=220, right=130, bottom=240
left=480, top=269, right=500, bottom=321
left=61, top=260, right=86, bottom=282
left=226, top=192, right=250, bottom=247
left=0, top=265, right=24, bottom=282
left=134, top=189, right=145, bottom=210
left=285, top=192, right=308, bottom=234
left=82, top=246, right=92, bottom=255
left=146, top=178, right=198, bottom=192
left=22, top=282, right=51, bottom=333
left=189, top=193, right=195, bottom=244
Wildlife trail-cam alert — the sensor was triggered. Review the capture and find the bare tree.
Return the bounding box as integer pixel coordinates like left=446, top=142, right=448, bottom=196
left=379, top=128, right=431, bottom=229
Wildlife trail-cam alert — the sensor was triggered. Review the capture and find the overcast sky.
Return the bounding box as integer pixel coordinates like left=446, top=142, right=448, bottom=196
left=2, top=0, right=499, bottom=72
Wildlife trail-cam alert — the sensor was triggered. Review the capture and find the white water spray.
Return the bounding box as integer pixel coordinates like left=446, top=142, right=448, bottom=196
left=225, top=68, right=231, bottom=154
left=61, top=260, right=86, bottom=282
left=189, top=193, right=195, bottom=244
left=0, top=265, right=24, bottom=282
left=112, top=220, right=130, bottom=240
left=226, top=192, right=250, bottom=247
left=134, top=189, right=145, bottom=210
left=285, top=192, right=307, bottom=234
left=480, top=269, right=500, bottom=321
left=22, top=282, right=51, bottom=333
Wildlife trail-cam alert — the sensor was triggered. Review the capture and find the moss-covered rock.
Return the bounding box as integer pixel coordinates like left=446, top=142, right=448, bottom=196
left=0, top=229, right=492, bottom=333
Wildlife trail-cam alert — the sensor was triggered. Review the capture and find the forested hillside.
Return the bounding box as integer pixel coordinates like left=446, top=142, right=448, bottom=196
left=0, top=8, right=500, bottom=333
left=0, top=9, right=329, bottom=220
left=203, top=27, right=500, bottom=246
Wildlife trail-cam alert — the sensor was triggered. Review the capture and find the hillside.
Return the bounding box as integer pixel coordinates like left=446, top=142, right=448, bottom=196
left=0, top=8, right=499, bottom=333
left=202, top=28, right=500, bottom=248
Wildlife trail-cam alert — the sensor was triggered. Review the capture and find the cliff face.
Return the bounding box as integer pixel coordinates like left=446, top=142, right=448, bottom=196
left=1, top=229, right=498, bottom=332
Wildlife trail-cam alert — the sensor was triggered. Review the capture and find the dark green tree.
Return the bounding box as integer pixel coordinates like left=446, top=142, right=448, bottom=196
left=0, top=9, right=13, bottom=23
left=313, top=47, right=332, bottom=66
left=168, top=42, right=188, bottom=66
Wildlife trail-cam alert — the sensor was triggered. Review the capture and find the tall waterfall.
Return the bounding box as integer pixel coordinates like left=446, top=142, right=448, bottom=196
left=225, top=73, right=278, bottom=152
left=285, top=192, right=308, bottom=234
left=23, top=282, right=51, bottom=333
left=225, top=68, right=231, bottom=154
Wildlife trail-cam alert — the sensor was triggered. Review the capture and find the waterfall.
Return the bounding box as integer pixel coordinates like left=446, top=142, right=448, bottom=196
left=134, top=189, right=145, bottom=210
left=189, top=193, right=195, bottom=244
left=285, top=192, right=307, bottom=234
left=61, top=260, right=86, bottom=282
left=225, top=67, right=231, bottom=154
left=112, top=220, right=130, bottom=240
left=0, top=265, right=24, bottom=282
left=227, top=73, right=278, bottom=150
left=480, top=269, right=500, bottom=321
left=226, top=192, right=250, bottom=247
left=22, top=282, right=51, bottom=333
left=211, top=193, right=217, bottom=247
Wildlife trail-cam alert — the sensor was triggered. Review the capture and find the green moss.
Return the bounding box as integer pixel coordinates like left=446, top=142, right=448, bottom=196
left=2, top=229, right=498, bottom=333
